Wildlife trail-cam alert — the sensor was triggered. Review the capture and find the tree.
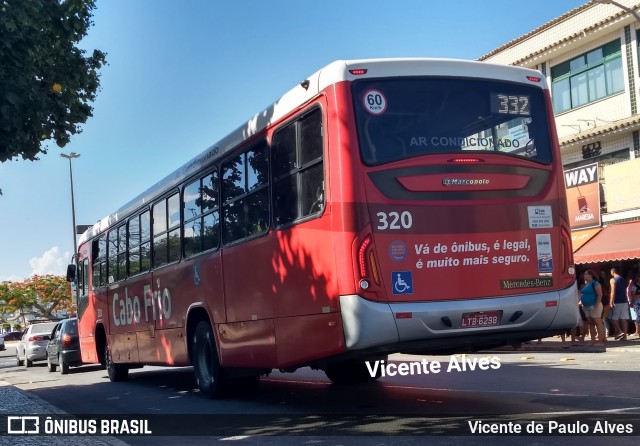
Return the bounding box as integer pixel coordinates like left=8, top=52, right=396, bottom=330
left=0, top=275, right=74, bottom=321
left=0, top=0, right=107, bottom=168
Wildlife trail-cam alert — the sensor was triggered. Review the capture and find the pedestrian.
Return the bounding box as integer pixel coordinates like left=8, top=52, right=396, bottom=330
left=631, top=274, right=640, bottom=339
left=580, top=270, right=606, bottom=346
left=599, top=270, right=613, bottom=336
left=609, top=268, right=630, bottom=341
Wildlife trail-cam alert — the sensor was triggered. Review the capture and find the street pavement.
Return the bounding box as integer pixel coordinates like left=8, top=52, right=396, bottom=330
left=0, top=335, right=638, bottom=444
left=0, top=339, right=127, bottom=445
left=490, top=332, right=640, bottom=353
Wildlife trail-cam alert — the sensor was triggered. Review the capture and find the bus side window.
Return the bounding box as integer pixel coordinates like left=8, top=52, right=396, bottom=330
left=183, top=171, right=220, bottom=257
left=152, top=192, right=181, bottom=268
left=221, top=142, right=269, bottom=244
left=91, top=235, right=107, bottom=288
left=272, top=107, right=324, bottom=227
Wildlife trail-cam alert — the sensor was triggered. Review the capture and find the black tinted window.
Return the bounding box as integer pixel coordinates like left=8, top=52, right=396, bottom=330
left=352, top=77, right=552, bottom=165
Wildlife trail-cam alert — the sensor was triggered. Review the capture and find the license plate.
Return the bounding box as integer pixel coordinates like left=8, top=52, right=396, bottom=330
left=460, top=311, right=501, bottom=328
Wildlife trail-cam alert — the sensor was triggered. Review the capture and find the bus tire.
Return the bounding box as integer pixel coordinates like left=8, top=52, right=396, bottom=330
left=105, top=345, right=129, bottom=382
left=192, top=321, right=227, bottom=399
left=324, top=359, right=383, bottom=384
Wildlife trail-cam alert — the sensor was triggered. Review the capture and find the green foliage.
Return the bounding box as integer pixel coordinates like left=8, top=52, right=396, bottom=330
left=0, top=275, right=74, bottom=320
left=0, top=0, right=107, bottom=162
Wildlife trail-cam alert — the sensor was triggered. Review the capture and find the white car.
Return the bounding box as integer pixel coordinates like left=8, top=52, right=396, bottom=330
left=16, top=321, right=59, bottom=367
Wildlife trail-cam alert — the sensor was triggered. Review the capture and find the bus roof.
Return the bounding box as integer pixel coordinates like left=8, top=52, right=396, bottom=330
left=78, top=58, right=547, bottom=245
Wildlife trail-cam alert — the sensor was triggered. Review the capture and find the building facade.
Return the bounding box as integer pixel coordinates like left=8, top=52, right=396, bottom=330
left=480, top=0, right=640, bottom=279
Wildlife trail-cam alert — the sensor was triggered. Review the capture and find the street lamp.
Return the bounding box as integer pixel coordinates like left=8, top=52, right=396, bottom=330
left=60, top=152, right=80, bottom=258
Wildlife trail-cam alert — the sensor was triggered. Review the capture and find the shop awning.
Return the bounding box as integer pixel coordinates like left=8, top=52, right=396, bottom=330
left=571, top=227, right=602, bottom=252
left=574, top=220, right=640, bottom=264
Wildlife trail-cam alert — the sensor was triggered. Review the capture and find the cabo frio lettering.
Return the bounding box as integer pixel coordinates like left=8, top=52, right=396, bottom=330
left=112, top=278, right=172, bottom=327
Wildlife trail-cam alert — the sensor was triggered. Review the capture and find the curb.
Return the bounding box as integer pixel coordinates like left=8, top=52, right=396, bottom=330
left=0, top=381, right=129, bottom=446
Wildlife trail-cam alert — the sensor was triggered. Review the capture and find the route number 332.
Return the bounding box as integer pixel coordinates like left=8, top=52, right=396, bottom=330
left=376, top=211, right=413, bottom=230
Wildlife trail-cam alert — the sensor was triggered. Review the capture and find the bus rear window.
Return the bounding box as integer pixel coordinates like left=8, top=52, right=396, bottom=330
left=352, top=77, right=552, bottom=165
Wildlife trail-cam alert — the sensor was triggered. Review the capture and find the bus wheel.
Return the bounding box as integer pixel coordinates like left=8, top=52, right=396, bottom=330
left=192, top=321, right=227, bottom=399
left=324, top=359, right=383, bottom=384
left=105, top=345, right=129, bottom=382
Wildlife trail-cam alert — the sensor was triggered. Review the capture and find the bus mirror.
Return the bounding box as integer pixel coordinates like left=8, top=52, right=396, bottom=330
left=66, top=264, right=76, bottom=282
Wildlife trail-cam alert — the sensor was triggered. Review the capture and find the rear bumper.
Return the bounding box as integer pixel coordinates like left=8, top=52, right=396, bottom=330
left=339, top=284, right=579, bottom=353
left=25, top=345, right=48, bottom=361
left=60, top=348, right=83, bottom=366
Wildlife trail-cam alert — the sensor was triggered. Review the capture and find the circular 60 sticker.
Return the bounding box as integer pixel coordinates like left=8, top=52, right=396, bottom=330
left=363, top=89, right=387, bottom=115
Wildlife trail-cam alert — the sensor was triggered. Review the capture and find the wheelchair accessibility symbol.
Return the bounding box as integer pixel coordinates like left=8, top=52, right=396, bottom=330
left=392, top=271, right=413, bottom=295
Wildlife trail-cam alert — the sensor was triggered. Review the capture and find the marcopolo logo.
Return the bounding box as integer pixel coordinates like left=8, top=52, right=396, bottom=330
left=442, top=178, right=490, bottom=187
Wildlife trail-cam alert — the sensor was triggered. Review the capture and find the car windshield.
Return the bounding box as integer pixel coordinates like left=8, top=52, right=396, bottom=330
left=352, top=77, right=553, bottom=165
left=29, top=322, right=58, bottom=334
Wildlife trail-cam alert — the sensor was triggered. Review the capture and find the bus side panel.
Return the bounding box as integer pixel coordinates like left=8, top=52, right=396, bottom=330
left=274, top=313, right=345, bottom=368
left=327, top=81, right=367, bottom=297
left=219, top=236, right=277, bottom=366
left=217, top=320, right=277, bottom=368
left=144, top=263, right=190, bottom=364
left=269, top=226, right=340, bottom=317
left=137, top=328, right=189, bottom=366
left=107, top=331, right=139, bottom=363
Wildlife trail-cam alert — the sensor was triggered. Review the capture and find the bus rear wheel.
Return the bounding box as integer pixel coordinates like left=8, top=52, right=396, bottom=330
left=192, top=321, right=228, bottom=399
left=324, top=359, right=383, bottom=384
left=105, top=345, right=129, bottom=382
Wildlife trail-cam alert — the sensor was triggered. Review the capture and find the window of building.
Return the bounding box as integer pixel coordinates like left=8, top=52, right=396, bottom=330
left=271, top=108, right=324, bottom=227
left=153, top=192, right=181, bottom=268
left=184, top=170, right=220, bottom=257
left=551, top=40, right=623, bottom=114
left=221, top=142, right=269, bottom=244
left=128, top=210, right=151, bottom=276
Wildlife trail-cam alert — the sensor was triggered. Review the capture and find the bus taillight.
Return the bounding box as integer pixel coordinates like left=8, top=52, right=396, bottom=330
left=358, top=236, right=372, bottom=277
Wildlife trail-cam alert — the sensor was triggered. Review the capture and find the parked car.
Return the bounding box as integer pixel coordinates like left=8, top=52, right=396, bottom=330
left=16, top=320, right=59, bottom=367
left=0, top=335, right=4, bottom=351
left=2, top=331, right=24, bottom=342
left=46, top=318, right=81, bottom=374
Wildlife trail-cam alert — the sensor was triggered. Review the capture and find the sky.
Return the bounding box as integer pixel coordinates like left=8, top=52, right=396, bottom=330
left=0, top=0, right=588, bottom=282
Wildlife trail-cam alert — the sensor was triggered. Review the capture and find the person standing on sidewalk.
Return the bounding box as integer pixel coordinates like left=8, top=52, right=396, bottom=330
left=581, top=270, right=606, bottom=346
left=609, top=268, right=630, bottom=341
left=630, top=275, right=640, bottom=339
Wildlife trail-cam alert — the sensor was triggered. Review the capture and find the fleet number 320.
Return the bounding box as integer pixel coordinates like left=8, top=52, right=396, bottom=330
left=376, top=211, right=413, bottom=230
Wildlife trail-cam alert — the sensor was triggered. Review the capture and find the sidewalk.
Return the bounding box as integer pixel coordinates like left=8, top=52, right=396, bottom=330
left=491, top=334, right=640, bottom=353
left=0, top=381, right=127, bottom=446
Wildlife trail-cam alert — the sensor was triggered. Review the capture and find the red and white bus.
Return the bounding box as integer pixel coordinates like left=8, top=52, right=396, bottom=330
left=71, top=58, right=578, bottom=397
